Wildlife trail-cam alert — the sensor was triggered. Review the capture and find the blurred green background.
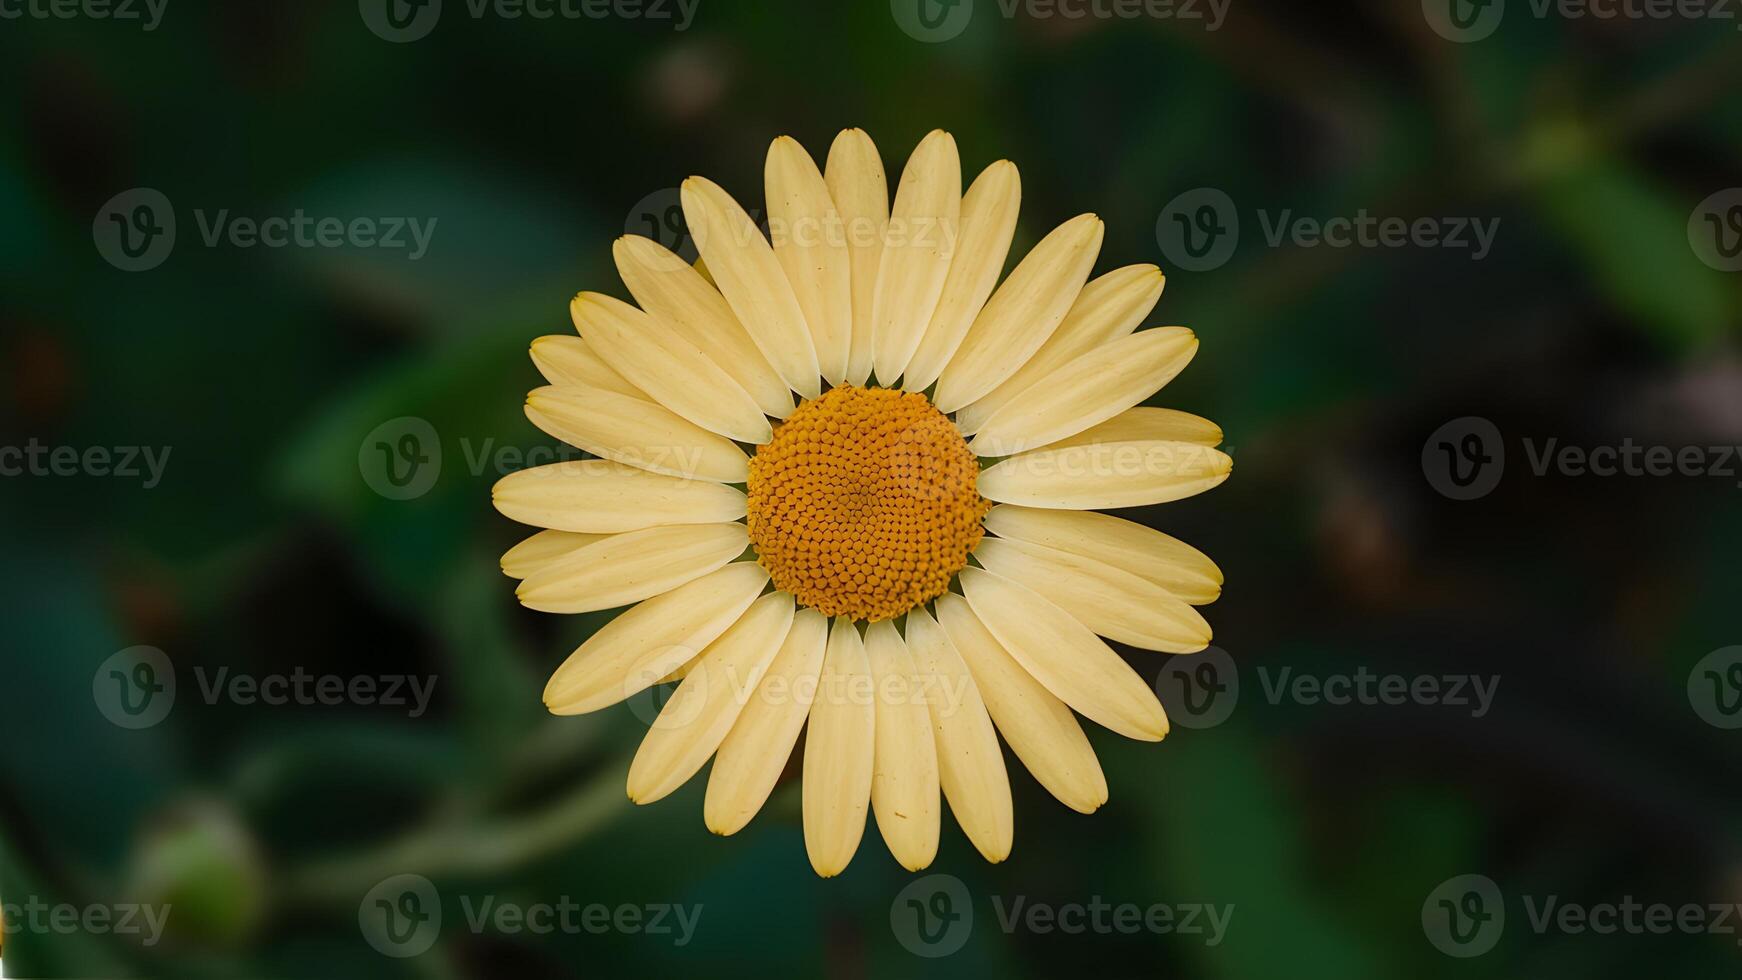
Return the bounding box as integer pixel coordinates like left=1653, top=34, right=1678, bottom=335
left=3, top=0, right=1741, bottom=976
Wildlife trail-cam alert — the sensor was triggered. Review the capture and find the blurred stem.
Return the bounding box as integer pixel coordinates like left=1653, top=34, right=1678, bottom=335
left=278, top=765, right=625, bottom=908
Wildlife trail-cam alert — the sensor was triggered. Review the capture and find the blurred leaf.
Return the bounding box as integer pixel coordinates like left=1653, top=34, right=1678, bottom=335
left=433, top=552, right=543, bottom=756
left=1531, top=146, right=1732, bottom=350
left=274, top=325, right=531, bottom=603
left=1124, top=724, right=1382, bottom=980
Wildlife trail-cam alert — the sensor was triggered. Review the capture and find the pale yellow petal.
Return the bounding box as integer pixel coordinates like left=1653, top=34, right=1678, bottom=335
left=864, top=620, right=941, bottom=872
left=492, top=459, right=746, bottom=533
left=529, top=335, right=646, bottom=399
left=516, top=523, right=750, bottom=615
left=959, top=567, right=1168, bottom=741
left=803, top=617, right=875, bottom=877
left=613, top=235, right=795, bottom=420
left=705, top=609, right=828, bottom=834
left=968, top=328, right=1198, bottom=457
left=905, top=608, right=1013, bottom=863
left=627, top=592, right=795, bottom=804
left=901, top=161, right=1022, bottom=393
left=659, top=655, right=701, bottom=685
left=977, top=441, right=1232, bottom=510
left=500, top=529, right=609, bottom=580
left=870, top=130, right=961, bottom=384
left=954, top=265, right=1163, bottom=434
left=525, top=384, right=749, bottom=483
left=571, top=291, right=772, bottom=444
left=983, top=505, right=1222, bottom=604
left=1040, top=407, right=1224, bottom=451
left=824, top=129, right=888, bottom=387
left=932, top=213, right=1104, bottom=413
left=935, top=594, right=1107, bottom=813
left=681, top=176, right=821, bottom=398
left=766, top=136, right=853, bottom=384
left=973, top=538, right=1211, bottom=653
left=543, top=562, right=768, bottom=715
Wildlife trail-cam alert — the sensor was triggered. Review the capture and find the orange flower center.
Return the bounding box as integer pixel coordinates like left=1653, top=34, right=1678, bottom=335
left=746, top=384, right=990, bottom=622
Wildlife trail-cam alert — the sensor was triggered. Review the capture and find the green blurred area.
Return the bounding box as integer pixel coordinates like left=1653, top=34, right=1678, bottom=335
left=2, top=1, right=1741, bottom=977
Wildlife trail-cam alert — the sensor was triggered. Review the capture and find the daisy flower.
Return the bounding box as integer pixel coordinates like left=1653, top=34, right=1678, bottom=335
left=494, top=128, right=1230, bottom=877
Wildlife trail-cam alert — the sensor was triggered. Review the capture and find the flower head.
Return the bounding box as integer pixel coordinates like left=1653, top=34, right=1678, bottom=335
left=495, top=128, right=1229, bottom=876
